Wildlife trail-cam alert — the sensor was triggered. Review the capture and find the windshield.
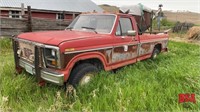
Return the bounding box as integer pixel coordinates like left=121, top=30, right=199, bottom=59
left=67, top=15, right=116, bottom=34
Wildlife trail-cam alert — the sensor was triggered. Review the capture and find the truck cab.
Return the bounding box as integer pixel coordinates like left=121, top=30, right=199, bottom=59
left=12, top=13, right=168, bottom=86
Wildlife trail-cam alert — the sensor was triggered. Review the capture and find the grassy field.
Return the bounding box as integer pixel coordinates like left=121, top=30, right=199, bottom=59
left=0, top=38, right=200, bottom=111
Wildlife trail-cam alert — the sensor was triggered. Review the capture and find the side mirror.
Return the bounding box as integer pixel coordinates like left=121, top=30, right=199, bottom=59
left=127, top=30, right=136, bottom=36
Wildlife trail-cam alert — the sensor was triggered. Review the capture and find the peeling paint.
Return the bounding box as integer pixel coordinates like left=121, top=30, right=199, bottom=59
left=109, top=45, right=138, bottom=63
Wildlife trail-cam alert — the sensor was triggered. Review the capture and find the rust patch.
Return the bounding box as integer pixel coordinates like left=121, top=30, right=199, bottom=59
left=139, top=43, right=154, bottom=56
left=141, top=43, right=151, bottom=51
left=132, top=45, right=138, bottom=52
left=114, top=46, right=135, bottom=53
left=111, top=45, right=138, bottom=63
left=105, top=49, right=112, bottom=63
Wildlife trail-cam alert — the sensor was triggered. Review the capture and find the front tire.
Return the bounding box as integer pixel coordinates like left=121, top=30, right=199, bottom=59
left=68, top=63, right=98, bottom=86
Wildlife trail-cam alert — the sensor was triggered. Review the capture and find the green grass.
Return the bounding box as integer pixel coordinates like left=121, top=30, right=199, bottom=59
left=0, top=38, right=200, bottom=111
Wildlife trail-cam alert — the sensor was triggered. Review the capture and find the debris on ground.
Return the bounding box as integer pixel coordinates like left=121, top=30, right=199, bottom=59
left=173, top=22, right=194, bottom=33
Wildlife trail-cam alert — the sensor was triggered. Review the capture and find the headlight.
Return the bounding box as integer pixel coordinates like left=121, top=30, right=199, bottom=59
left=51, top=50, right=56, bottom=57
left=43, top=46, right=61, bottom=69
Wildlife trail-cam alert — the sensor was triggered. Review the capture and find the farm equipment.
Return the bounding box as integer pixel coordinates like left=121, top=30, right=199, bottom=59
left=120, top=3, right=153, bottom=33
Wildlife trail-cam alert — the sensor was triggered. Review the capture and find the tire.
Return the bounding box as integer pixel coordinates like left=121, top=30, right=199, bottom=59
left=151, top=48, right=160, bottom=60
left=68, top=63, right=98, bottom=86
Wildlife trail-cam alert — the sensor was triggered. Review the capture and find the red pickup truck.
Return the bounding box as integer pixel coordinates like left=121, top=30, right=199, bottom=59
left=12, top=13, right=168, bottom=86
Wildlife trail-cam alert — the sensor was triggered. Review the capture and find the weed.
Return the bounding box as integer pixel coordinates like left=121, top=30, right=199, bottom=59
left=0, top=38, right=12, bottom=49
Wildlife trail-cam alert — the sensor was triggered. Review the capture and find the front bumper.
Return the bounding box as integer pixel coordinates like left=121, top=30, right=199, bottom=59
left=19, top=59, right=64, bottom=85
left=41, top=70, right=64, bottom=86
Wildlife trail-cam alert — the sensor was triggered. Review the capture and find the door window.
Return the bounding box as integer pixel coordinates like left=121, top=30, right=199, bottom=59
left=115, top=18, right=133, bottom=36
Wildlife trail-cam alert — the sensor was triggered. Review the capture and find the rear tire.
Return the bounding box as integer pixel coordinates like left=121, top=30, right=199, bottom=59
left=151, top=48, right=160, bottom=60
left=68, top=63, right=98, bottom=86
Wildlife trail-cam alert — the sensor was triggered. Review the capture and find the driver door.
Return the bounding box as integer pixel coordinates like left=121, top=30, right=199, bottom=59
left=111, top=17, right=139, bottom=63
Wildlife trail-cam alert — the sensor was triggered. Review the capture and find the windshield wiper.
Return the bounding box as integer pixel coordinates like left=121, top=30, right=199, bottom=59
left=81, top=26, right=98, bottom=34
left=66, top=27, right=73, bottom=31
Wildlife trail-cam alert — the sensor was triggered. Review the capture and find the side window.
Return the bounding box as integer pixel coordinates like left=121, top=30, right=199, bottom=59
left=116, top=18, right=133, bottom=36
left=57, top=13, right=64, bottom=20
left=9, top=11, right=21, bottom=18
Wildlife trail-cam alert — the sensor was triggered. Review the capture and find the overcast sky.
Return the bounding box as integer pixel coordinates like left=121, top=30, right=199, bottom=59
left=91, top=0, right=200, bottom=13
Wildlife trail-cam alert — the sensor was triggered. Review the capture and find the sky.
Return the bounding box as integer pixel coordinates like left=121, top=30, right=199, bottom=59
left=91, top=0, right=200, bottom=13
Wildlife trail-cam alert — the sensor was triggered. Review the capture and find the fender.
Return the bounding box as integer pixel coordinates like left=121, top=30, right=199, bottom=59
left=63, top=51, right=108, bottom=81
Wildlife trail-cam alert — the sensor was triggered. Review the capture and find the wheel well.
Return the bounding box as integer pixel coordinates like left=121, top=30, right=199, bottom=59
left=72, top=58, right=104, bottom=71
left=155, top=44, right=162, bottom=52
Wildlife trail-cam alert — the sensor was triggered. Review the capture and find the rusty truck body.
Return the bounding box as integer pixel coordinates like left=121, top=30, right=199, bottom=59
left=12, top=13, right=168, bottom=86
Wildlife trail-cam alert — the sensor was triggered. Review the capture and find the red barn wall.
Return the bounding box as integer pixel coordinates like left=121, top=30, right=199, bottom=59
left=31, top=12, right=56, bottom=19
left=31, top=12, right=74, bottom=20
left=1, top=10, right=76, bottom=20
left=65, top=14, right=73, bottom=19
left=0, top=10, right=9, bottom=17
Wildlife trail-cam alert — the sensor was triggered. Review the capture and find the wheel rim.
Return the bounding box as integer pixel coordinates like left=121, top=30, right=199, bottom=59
left=79, top=73, right=94, bottom=86
left=153, top=53, right=157, bottom=59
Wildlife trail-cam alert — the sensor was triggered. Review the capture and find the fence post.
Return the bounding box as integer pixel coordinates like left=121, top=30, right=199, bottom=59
left=21, top=3, right=25, bottom=18
left=62, top=11, right=65, bottom=20
left=27, top=6, right=32, bottom=32
left=72, top=13, right=75, bottom=19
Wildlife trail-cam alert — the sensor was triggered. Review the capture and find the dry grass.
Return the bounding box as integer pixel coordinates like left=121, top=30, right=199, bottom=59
left=99, top=5, right=119, bottom=13
left=187, top=26, right=200, bottom=40
left=164, top=11, right=200, bottom=25
left=169, top=32, right=200, bottom=45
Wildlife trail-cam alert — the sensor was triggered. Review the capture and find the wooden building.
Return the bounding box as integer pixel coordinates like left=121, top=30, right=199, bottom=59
left=0, top=0, right=103, bottom=20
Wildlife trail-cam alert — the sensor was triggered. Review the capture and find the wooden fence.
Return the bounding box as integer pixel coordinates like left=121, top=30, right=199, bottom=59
left=0, top=6, right=72, bottom=36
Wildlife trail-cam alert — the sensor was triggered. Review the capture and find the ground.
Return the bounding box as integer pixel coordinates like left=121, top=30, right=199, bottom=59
left=169, top=32, right=200, bottom=45
left=0, top=37, right=199, bottom=111
left=163, top=11, right=200, bottom=25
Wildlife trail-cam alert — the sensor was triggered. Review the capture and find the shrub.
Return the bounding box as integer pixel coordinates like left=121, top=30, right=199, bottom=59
left=152, top=18, right=175, bottom=30
left=161, top=19, right=175, bottom=27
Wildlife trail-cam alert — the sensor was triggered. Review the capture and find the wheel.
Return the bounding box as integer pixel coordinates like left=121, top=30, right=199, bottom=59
left=68, top=63, right=98, bottom=86
left=151, top=48, right=160, bottom=59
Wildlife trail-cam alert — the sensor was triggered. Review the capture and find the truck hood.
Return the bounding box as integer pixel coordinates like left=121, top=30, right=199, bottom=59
left=18, top=30, right=99, bottom=46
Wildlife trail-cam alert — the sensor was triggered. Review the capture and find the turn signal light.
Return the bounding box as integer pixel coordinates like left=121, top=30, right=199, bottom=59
left=51, top=60, right=57, bottom=65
